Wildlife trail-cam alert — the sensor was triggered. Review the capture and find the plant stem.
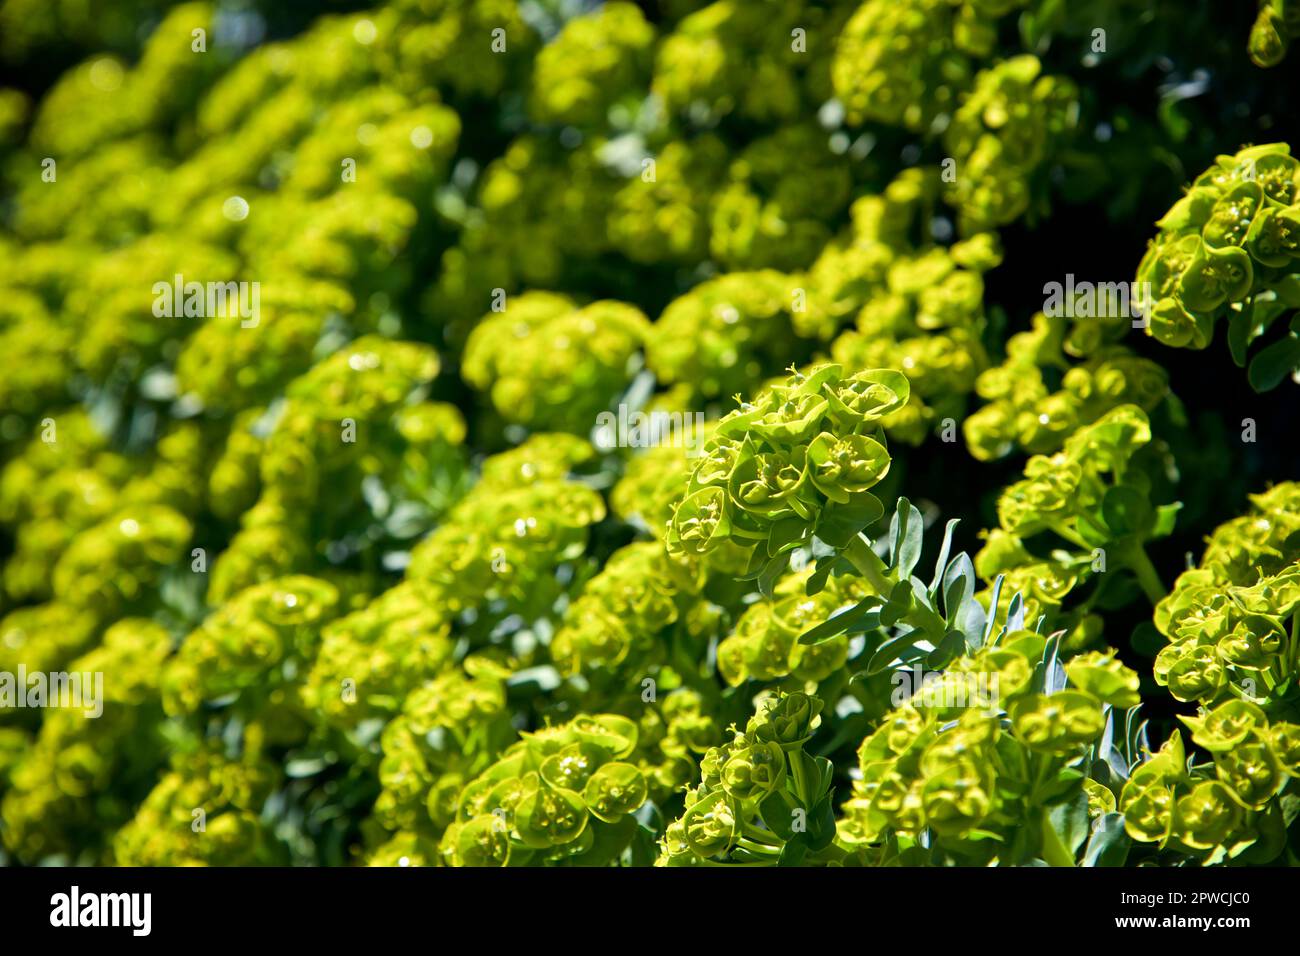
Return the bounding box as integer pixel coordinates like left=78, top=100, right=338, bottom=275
left=739, top=818, right=783, bottom=847
left=789, top=750, right=809, bottom=806
left=843, top=535, right=948, bottom=639
left=1126, top=544, right=1168, bottom=604
left=734, top=836, right=780, bottom=856
left=1289, top=611, right=1299, bottom=680
left=843, top=535, right=891, bottom=593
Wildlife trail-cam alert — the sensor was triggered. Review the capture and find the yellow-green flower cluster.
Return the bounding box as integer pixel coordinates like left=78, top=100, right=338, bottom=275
left=161, top=576, right=343, bottom=729
left=992, top=406, right=1152, bottom=543
left=372, top=0, right=540, bottom=100
left=20, top=4, right=221, bottom=162
left=0, top=0, right=1296, bottom=873
left=976, top=405, right=1170, bottom=633
left=1153, top=483, right=1300, bottom=707
left=462, top=293, right=650, bottom=434
left=1120, top=713, right=1300, bottom=863
left=405, top=471, right=606, bottom=620
left=832, top=0, right=1029, bottom=131
left=111, top=744, right=281, bottom=866
left=441, top=713, right=651, bottom=866
left=432, top=137, right=622, bottom=324
left=667, top=363, right=906, bottom=571
left=709, top=124, right=852, bottom=271
left=51, top=507, right=192, bottom=624
left=304, top=582, right=454, bottom=730
left=610, top=416, right=702, bottom=537
left=647, top=271, right=800, bottom=403
left=0, top=273, right=78, bottom=422
left=0, top=605, right=98, bottom=697
left=659, top=691, right=837, bottom=865
left=653, top=0, right=841, bottom=124
left=0, top=620, right=171, bottom=861
left=638, top=689, right=721, bottom=799
left=209, top=336, right=453, bottom=603
left=840, top=634, right=1136, bottom=864
left=829, top=245, right=989, bottom=443
left=530, top=3, right=656, bottom=128
left=964, top=312, right=1169, bottom=461
left=779, top=168, right=1000, bottom=443
left=1137, top=143, right=1300, bottom=382
left=716, top=569, right=869, bottom=686
left=942, top=55, right=1079, bottom=233
left=405, top=688, right=716, bottom=866
left=0, top=415, right=204, bottom=609
left=549, top=541, right=702, bottom=681
left=372, top=657, right=514, bottom=838
left=606, top=136, right=727, bottom=266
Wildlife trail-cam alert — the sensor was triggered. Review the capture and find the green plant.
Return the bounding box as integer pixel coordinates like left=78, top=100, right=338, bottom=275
left=1138, top=143, right=1300, bottom=388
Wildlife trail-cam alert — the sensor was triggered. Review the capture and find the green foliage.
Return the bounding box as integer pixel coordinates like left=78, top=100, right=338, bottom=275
left=463, top=294, right=650, bottom=433
left=667, top=362, right=905, bottom=578
left=440, top=712, right=661, bottom=866
left=1250, top=0, right=1300, bottom=67
left=660, top=691, right=843, bottom=865
left=1138, top=143, right=1300, bottom=387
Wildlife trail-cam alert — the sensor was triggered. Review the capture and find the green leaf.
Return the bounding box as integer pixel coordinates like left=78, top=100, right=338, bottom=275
left=865, top=630, right=928, bottom=675
left=756, top=551, right=787, bottom=598
left=1151, top=501, right=1182, bottom=539
left=942, top=554, right=975, bottom=621
left=797, top=595, right=883, bottom=645
left=814, top=493, right=884, bottom=549
left=942, top=553, right=985, bottom=648
left=1056, top=792, right=1092, bottom=856
left=888, top=497, right=924, bottom=580
left=878, top=578, right=915, bottom=627
left=805, top=554, right=839, bottom=595
left=1247, top=333, right=1300, bottom=392
left=1227, top=303, right=1253, bottom=367
left=1039, top=806, right=1077, bottom=868
left=758, top=789, right=799, bottom=841
left=982, top=574, right=1005, bottom=645
left=1005, top=588, right=1026, bottom=633
left=811, top=757, right=835, bottom=796
left=777, top=837, right=809, bottom=866
left=927, top=518, right=960, bottom=603
left=766, top=516, right=807, bottom=556
left=806, top=791, right=837, bottom=851
left=1037, top=766, right=1086, bottom=805
left=1101, top=485, right=1153, bottom=538
left=1082, top=813, right=1131, bottom=867
left=925, top=629, right=968, bottom=670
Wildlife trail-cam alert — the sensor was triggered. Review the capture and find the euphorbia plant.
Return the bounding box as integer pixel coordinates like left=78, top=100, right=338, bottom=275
left=659, top=691, right=842, bottom=866
left=1137, top=143, right=1300, bottom=389
left=667, top=364, right=954, bottom=646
